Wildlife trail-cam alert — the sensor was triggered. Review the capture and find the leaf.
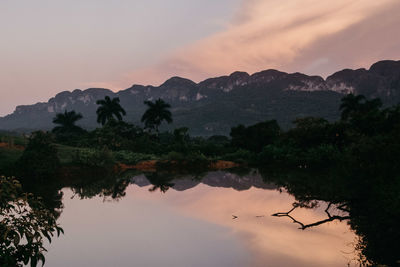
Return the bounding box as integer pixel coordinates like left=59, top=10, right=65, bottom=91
left=42, top=231, right=52, bottom=243
left=56, top=227, right=63, bottom=237
left=30, top=255, right=38, bottom=267
left=38, top=253, right=46, bottom=266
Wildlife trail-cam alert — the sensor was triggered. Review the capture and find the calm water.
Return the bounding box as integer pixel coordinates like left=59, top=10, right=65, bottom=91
left=43, top=171, right=357, bottom=267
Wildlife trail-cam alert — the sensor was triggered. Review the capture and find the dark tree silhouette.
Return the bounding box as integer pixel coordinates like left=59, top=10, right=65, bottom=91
left=339, top=94, right=366, bottom=121
left=17, top=131, right=60, bottom=179
left=0, top=177, right=63, bottom=267
left=52, top=110, right=84, bottom=134
left=141, top=98, right=172, bottom=133
left=340, top=94, right=385, bottom=135
left=96, top=96, right=126, bottom=125
left=230, top=120, right=280, bottom=152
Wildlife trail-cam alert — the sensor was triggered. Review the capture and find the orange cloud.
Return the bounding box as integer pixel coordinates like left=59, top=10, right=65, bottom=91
left=122, top=0, right=399, bottom=85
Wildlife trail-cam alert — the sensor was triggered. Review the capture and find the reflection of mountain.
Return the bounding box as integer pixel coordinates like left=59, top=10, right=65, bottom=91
left=131, top=171, right=277, bottom=192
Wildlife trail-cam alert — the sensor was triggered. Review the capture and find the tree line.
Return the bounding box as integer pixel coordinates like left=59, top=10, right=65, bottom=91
left=14, top=92, right=400, bottom=171
left=53, top=96, right=172, bottom=139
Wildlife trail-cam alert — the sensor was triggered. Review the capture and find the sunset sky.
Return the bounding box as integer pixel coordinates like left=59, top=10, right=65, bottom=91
left=1, top=0, right=400, bottom=115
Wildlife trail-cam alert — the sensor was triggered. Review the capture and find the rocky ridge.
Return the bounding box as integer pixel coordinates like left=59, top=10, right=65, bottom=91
left=1, top=60, right=399, bottom=135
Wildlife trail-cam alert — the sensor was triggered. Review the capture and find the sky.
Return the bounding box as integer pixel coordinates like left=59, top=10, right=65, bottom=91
left=1, top=0, right=400, bottom=116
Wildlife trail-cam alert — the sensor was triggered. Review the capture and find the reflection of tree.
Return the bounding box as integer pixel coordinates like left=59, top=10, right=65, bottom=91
left=20, top=176, right=64, bottom=220
left=68, top=168, right=131, bottom=201
left=263, top=164, right=400, bottom=266
left=272, top=201, right=350, bottom=230
left=145, top=173, right=175, bottom=193
left=0, top=176, right=63, bottom=266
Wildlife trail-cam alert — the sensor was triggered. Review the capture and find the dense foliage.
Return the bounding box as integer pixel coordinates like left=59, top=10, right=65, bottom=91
left=0, top=176, right=63, bottom=266
left=17, top=132, right=60, bottom=179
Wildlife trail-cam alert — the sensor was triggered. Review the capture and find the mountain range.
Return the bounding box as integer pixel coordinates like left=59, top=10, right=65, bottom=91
left=1, top=60, right=399, bottom=136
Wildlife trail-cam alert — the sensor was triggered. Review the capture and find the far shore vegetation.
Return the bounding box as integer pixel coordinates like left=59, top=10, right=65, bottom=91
left=1, top=93, right=399, bottom=174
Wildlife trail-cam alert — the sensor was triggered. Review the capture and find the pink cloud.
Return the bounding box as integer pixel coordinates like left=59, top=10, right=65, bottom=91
left=122, top=0, right=400, bottom=85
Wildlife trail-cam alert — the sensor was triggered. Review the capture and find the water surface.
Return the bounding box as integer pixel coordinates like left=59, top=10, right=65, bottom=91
left=44, top=171, right=357, bottom=266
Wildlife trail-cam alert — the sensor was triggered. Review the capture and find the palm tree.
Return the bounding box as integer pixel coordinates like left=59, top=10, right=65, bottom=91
left=96, top=96, right=126, bottom=125
left=141, top=98, right=172, bottom=133
left=52, top=110, right=84, bottom=134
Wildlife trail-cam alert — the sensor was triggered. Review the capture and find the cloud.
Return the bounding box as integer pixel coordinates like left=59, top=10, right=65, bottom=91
left=123, top=0, right=400, bottom=85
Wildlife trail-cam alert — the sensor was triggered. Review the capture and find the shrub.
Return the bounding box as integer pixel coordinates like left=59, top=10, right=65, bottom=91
left=222, top=149, right=254, bottom=163
left=17, top=132, right=60, bottom=179
left=72, top=147, right=115, bottom=168
left=164, top=151, right=186, bottom=161
left=113, top=151, right=157, bottom=165
left=303, top=144, right=341, bottom=166
left=258, top=144, right=301, bottom=165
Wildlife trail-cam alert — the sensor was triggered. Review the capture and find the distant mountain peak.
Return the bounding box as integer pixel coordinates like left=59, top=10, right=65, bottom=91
left=160, top=76, right=197, bottom=88
left=369, top=60, right=400, bottom=76
left=250, top=69, right=287, bottom=83
left=229, top=71, right=249, bottom=79
left=1, top=60, right=400, bottom=134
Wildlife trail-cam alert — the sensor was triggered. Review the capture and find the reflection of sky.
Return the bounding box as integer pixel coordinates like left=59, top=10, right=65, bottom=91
left=46, top=183, right=356, bottom=267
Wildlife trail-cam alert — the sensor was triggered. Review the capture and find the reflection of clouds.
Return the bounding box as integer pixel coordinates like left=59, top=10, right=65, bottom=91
left=128, top=184, right=356, bottom=266
left=124, top=0, right=399, bottom=86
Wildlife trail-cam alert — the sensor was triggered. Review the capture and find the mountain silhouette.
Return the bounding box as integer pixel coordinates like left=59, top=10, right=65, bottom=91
left=1, top=60, right=399, bottom=135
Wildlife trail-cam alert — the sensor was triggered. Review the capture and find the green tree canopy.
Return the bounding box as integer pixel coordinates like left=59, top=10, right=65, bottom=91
left=340, top=94, right=385, bottom=136
left=17, top=131, right=60, bottom=179
left=230, top=120, right=281, bottom=152
left=96, top=96, right=126, bottom=125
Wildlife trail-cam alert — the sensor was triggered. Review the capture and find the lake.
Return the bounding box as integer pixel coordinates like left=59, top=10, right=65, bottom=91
left=42, top=170, right=358, bottom=267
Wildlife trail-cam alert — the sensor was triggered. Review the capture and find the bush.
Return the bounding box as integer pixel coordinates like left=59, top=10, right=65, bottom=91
left=258, top=144, right=301, bottom=165
left=185, top=151, right=209, bottom=163
left=230, top=120, right=281, bottom=152
left=303, top=144, right=341, bottom=166
left=17, top=132, right=60, bottom=179
left=157, top=151, right=209, bottom=170
left=0, top=148, right=23, bottom=174
left=72, top=147, right=115, bottom=168
left=222, top=149, right=254, bottom=163
left=164, top=151, right=186, bottom=161
left=113, top=151, right=157, bottom=165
